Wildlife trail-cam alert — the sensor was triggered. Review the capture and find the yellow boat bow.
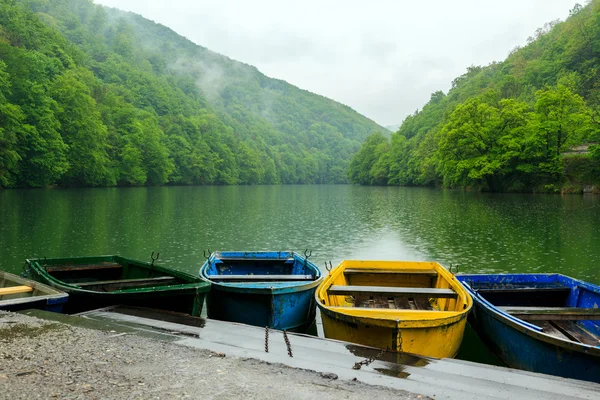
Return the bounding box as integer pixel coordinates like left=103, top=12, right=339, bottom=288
left=316, top=260, right=472, bottom=358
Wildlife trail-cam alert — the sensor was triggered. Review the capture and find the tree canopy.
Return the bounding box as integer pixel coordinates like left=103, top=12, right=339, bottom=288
left=349, top=1, right=600, bottom=192
left=0, top=0, right=385, bottom=188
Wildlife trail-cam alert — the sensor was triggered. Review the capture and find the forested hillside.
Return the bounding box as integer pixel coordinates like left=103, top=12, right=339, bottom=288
left=0, top=0, right=385, bottom=188
left=349, top=1, right=600, bottom=193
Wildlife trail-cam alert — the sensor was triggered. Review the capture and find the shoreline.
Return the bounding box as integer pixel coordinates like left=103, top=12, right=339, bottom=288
left=0, top=311, right=425, bottom=399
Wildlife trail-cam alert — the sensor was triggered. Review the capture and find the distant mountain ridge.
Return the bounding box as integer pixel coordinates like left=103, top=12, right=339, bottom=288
left=0, top=0, right=385, bottom=188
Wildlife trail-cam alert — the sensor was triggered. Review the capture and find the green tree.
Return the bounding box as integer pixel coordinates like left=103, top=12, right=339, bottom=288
left=50, top=68, right=113, bottom=186
left=348, top=132, right=389, bottom=185
left=0, top=61, right=22, bottom=187
left=437, top=92, right=532, bottom=190
left=534, top=81, right=590, bottom=157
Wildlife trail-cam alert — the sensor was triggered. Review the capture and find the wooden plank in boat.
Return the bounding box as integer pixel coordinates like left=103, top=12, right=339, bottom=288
left=328, top=285, right=457, bottom=298
left=46, top=262, right=122, bottom=273
left=217, top=258, right=295, bottom=262
left=343, top=269, right=437, bottom=276
left=76, top=276, right=176, bottom=287
left=414, top=297, right=434, bottom=310
left=499, top=307, right=600, bottom=320
left=211, top=275, right=314, bottom=281
left=0, top=285, right=33, bottom=295
left=552, top=320, right=600, bottom=346
left=533, top=320, right=573, bottom=341
left=476, top=287, right=570, bottom=294
left=394, top=297, right=411, bottom=310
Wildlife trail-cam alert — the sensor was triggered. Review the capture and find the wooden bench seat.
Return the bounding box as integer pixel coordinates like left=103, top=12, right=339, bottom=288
left=343, top=269, right=437, bottom=276
left=475, top=287, right=570, bottom=295
left=499, top=307, right=600, bottom=320
left=328, top=285, right=457, bottom=298
left=217, top=258, right=295, bottom=262
left=46, top=262, right=122, bottom=273
left=211, top=274, right=315, bottom=281
left=0, top=285, right=33, bottom=296
left=76, top=276, right=176, bottom=288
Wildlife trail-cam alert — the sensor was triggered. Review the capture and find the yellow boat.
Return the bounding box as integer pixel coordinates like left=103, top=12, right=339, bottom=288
left=316, top=260, right=472, bottom=358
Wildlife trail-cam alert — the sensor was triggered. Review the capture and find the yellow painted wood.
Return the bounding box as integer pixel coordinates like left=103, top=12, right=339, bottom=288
left=316, top=260, right=472, bottom=358
left=0, top=285, right=33, bottom=295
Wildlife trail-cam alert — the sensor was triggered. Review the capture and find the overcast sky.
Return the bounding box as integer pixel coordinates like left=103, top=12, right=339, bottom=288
left=96, top=0, right=577, bottom=126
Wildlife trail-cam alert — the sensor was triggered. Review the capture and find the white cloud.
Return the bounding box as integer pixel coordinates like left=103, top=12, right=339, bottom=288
left=95, top=0, right=576, bottom=125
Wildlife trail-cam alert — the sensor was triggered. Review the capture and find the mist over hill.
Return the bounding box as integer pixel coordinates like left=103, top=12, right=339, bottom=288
left=0, top=0, right=385, bottom=188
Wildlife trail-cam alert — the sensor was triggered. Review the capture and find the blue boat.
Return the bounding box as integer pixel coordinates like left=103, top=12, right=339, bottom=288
left=200, top=251, right=323, bottom=331
left=457, top=273, right=600, bottom=383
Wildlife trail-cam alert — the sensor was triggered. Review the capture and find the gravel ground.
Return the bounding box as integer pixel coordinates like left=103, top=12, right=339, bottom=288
left=0, top=311, right=427, bottom=400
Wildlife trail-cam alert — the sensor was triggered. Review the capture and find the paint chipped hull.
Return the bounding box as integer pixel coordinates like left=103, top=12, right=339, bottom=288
left=200, top=251, right=322, bottom=332
left=457, top=273, right=600, bottom=383
left=316, top=260, right=472, bottom=358
left=206, top=286, right=317, bottom=332
left=26, top=256, right=209, bottom=316
left=319, top=306, right=468, bottom=358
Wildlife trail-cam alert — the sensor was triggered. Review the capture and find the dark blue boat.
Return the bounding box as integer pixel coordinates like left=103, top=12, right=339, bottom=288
left=457, top=273, right=600, bottom=383
left=200, top=251, right=322, bottom=332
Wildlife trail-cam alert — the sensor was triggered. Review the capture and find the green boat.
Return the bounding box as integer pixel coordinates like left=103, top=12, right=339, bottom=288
left=25, top=256, right=210, bottom=315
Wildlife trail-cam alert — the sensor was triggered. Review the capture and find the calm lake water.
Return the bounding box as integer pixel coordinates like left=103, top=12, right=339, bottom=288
left=1, top=185, right=599, bottom=283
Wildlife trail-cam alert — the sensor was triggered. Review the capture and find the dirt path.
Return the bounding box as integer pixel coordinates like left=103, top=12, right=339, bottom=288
left=0, top=311, right=427, bottom=399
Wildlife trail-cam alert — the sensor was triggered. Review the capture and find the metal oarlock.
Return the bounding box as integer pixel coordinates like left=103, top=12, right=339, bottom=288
left=151, top=252, right=160, bottom=266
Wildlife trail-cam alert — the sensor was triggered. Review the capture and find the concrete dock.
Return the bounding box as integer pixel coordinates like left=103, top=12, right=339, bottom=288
left=5, top=306, right=598, bottom=399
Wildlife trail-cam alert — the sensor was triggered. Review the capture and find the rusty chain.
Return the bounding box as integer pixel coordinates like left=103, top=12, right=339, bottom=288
left=283, top=330, right=293, bottom=357
left=265, top=326, right=269, bottom=353
left=352, top=347, right=387, bottom=370
left=264, top=326, right=293, bottom=358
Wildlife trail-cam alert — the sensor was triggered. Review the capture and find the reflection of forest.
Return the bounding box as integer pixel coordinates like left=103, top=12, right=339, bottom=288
left=347, top=187, right=600, bottom=282
left=1, top=186, right=599, bottom=285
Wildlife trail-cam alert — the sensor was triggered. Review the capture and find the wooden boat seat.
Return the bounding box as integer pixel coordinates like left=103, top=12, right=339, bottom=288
left=217, top=258, right=295, bottom=262
left=328, top=285, right=457, bottom=298
left=0, top=285, right=33, bottom=295
left=46, top=262, right=122, bottom=273
left=499, top=307, right=600, bottom=320
left=343, top=269, right=437, bottom=276
left=475, top=286, right=571, bottom=295
left=76, top=276, right=176, bottom=288
left=211, top=274, right=315, bottom=281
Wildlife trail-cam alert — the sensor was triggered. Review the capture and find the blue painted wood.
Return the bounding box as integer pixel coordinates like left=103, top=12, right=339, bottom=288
left=200, top=251, right=323, bottom=332
left=457, top=273, right=600, bottom=383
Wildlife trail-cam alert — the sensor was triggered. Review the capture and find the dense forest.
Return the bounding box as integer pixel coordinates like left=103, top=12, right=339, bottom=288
left=349, top=1, right=600, bottom=193
left=0, top=0, right=385, bottom=188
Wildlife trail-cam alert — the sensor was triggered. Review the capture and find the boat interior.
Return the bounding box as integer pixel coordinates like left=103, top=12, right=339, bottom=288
left=463, top=275, right=600, bottom=347
left=206, top=253, right=318, bottom=283
left=324, top=262, right=467, bottom=313
left=0, top=272, right=56, bottom=300
left=31, top=258, right=189, bottom=292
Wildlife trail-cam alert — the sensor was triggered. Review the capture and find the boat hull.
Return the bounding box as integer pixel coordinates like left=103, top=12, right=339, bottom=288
left=319, top=306, right=468, bottom=358
left=469, top=297, right=600, bottom=382
left=26, top=256, right=209, bottom=316
left=316, top=260, right=472, bottom=358
left=200, top=251, right=322, bottom=331
left=458, top=274, right=600, bottom=383
left=206, top=286, right=316, bottom=331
